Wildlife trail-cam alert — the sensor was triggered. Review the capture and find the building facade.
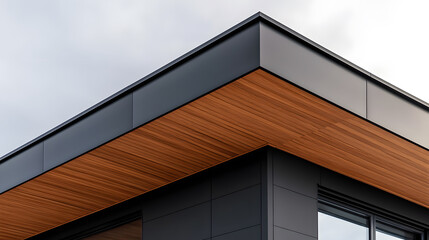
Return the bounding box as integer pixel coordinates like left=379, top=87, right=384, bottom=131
left=0, top=13, right=428, bottom=239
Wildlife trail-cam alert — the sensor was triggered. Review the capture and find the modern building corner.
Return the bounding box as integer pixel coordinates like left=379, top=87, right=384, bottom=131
left=0, top=12, right=428, bottom=240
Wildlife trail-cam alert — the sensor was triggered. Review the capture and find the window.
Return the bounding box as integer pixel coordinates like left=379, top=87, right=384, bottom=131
left=83, top=218, right=142, bottom=240
left=318, top=201, right=423, bottom=240
left=375, top=221, right=420, bottom=240
left=319, top=203, right=369, bottom=240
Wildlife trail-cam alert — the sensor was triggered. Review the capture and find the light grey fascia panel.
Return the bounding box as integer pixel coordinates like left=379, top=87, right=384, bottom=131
left=367, top=81, right=429, bottom=148
left=260, top=22, right=367, bottom=117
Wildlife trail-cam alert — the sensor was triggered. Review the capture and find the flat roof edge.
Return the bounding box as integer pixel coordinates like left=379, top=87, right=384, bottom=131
left=257, top=13, right=429, bottom=110
left=1, top=12, right=427, bottom=163
left=0, top=13, right=263, bottom=162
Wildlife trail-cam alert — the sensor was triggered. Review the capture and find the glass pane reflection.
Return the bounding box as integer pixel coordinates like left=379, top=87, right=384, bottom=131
left=318, top=212, right=369, bottom=240
left=376, top=221, right=418, bottom=240
left=376, top=231, right=405, bottom=240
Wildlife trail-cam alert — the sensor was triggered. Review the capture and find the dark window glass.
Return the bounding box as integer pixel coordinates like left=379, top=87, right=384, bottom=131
left=83, top=218, right=142, bottom=240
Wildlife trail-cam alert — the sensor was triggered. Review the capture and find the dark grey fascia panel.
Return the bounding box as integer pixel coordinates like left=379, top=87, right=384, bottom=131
left=44, top=94, right=133, bottom=170
left=132, top=22, right=260, bottom=127
left=0, top=143, right=43, bottom=193
left=260, top=22, right=367, bottom=117
left=0, top=16, right=261, bottom=193
left=0, top=13, right=262, bottom=164
left=1, top=12, right=428, bottom=195
left=367, top=81, right=429, bottom=148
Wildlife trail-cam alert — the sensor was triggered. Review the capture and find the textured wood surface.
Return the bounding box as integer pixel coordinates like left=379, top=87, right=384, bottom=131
left=0, top=69, right=427, bottom=239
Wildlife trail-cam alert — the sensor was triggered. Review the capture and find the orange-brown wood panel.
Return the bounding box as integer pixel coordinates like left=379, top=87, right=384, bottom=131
left=0, top=69, right=427, bottom=239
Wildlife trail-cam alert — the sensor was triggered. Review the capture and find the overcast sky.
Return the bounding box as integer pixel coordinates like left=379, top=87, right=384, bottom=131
left=1, top=0, right=428, bottom=157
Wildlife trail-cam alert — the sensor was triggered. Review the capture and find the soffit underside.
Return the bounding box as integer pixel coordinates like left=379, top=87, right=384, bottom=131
left=0, top=69, right=427, bottom=239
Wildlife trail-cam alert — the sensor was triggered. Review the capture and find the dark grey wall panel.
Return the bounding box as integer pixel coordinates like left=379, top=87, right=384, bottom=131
left=273, top=186, right=318, bottom=237
left=274, top=226, right=316, bottom=240
left=262, top=148, right=273, bottom=240
left=31, top=146, right=429, bottom=239
left=320, top=168, right=429, bottom=225
left=0, top=143, right=43, bottom=193
left=142, top=172, right=210, bottom=222
left=143, top=202, right=211, bottom=240
left=272, top=149, right=319, bottom=198
left=44, top=94, right=132, bottom=170
left=212, top=225, right=261, bottom=240
left=260, top=22, right=367, bottom=117
left=367, top=81, right=429, bottom=148
left=132, top=23, right=260, bottom=127
left=212, top=152, right=261, bottom=198
left=212, top=185, right=261, bottom=236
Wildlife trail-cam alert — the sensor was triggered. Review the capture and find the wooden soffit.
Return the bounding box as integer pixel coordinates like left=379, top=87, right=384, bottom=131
left=1, top=69, right=428, bottom=239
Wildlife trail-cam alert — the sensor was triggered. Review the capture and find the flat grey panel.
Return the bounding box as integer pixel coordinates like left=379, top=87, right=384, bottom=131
left=0, top=143, right=43, bottom=193
left=133, top=23, right=260, bottom=127
left=44, top=94, right=132, bottom=170
left=274, top=186, right=317, bottom=237
left=212, top=185, right=261, bottom=236
left=263, top=148, right=273, bottom=240
left=143, top=202, right=210, bottom=240
left=260, top=22, right=366, bottom=117
left=272, top=149, right=319, bottom=198
left=367, top=81, right=429, bottom=148
left=213, top=225, right=261, bottom=240
left=274, top=226, right=316, bottom=240
left=212, top=151, right=261, bottom=198
left=142, top=173, right=210, bottom=222
left=320, top=168, right=429, bottom=225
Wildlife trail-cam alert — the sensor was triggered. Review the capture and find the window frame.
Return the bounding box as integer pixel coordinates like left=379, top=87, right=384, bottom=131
left=318, top=187, right=426, bottom=240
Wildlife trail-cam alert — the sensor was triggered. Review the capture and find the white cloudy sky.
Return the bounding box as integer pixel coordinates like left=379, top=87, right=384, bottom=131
left=0, top=0, right=428, bottom=157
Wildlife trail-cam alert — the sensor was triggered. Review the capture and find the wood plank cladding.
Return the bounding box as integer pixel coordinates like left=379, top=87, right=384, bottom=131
left=0, top=69, right=428, bottom=239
